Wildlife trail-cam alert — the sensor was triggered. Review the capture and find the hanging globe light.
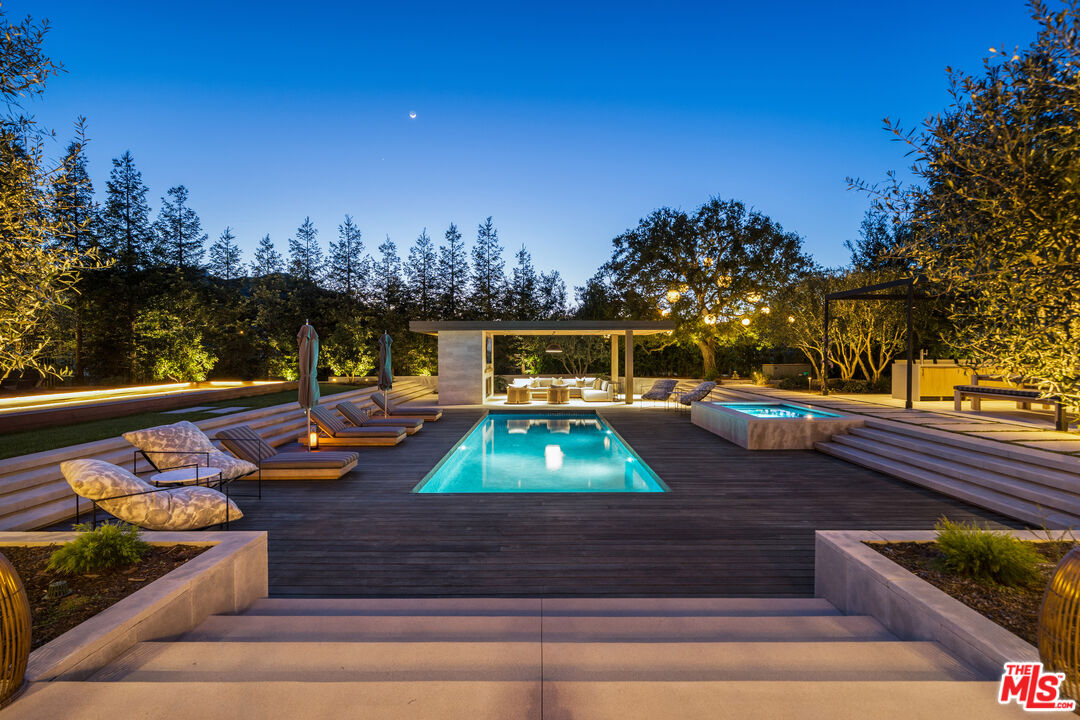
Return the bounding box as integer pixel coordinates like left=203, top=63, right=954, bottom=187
left=740, top=317, right=751, bottom=326
left=666, top=289, right=681, bottom=303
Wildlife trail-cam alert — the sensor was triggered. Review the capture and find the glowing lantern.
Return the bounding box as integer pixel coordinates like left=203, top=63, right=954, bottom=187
left=660, top=308, right=671, bottom=316
left=761, top=306, right=770, bottom=314
left=308, top=428, right=319, bottom=449
left=740, top=317, right=751, bottom=327
left=703, top=314, right=717, bottom=325
left=746, top=293, right=762, bottom=304
left=787, top=315, right=796, bottom=324
left=666, top=289, right=681, bottom=303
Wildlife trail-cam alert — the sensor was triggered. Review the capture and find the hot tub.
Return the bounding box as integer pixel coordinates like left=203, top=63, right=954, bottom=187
left=690, top=401, right=864, bottom=450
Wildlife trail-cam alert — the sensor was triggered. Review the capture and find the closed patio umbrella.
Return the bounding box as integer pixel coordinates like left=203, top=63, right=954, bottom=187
left=378, top=331, right=393, bottom=418
left=297, top=322, right=320, bottom=451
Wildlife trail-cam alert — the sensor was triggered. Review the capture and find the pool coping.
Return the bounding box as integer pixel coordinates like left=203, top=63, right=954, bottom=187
left=411, top=409, right=670, bottom=493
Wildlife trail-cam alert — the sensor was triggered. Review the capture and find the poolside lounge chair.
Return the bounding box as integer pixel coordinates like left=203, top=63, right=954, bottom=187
left=336, top=400, right=424, bottom=434
left=122, top=420, right=258, bottom=481
left=676, top=381, right=717, bottom=406
left=309, top=406, right=407, bottom=446
left=640, top=379, right=678, bottom=405
left=216, top=425, right=359, bottom=480
left=371, top=392, right=443, bottom=421
left=62, top=458, right=241, bottom=530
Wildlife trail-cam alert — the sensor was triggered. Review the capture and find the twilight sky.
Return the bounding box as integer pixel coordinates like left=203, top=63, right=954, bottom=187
left=22, top=1, right=1035, bottom=291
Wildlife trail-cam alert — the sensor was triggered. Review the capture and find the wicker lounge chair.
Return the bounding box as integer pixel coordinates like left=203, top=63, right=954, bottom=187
left=676, top=381, right=717, bottom=406
left=371, top=392, right=443, bottom=421
left=336, top=401, right=423, bottom=434
left=216, top=425, right=359, bottom=480
left=309, top=406, right=407, bottom=446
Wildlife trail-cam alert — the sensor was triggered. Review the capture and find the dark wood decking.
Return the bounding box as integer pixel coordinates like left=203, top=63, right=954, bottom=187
left=224, top=407, right=1022, bottom=597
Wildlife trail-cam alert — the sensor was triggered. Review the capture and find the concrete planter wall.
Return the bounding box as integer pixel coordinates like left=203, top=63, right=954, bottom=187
left=816, top=529, right=1041, bottom=679
left=0, top=531, right=267, bottom=682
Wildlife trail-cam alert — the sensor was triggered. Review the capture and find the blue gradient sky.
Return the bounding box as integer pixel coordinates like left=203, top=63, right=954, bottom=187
left=22, top=1, right=1035, bottom=290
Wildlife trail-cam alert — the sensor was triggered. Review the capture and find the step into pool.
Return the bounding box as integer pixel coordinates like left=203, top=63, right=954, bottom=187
left=414, top=412, right=667, bottom=493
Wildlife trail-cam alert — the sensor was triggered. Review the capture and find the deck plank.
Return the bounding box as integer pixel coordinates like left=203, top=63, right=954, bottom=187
left=209, top=407, right=1023, bottom=597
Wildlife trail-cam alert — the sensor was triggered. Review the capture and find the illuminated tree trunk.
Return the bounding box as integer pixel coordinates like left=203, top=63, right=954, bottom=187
left=695, top=338, right=717, bottom=378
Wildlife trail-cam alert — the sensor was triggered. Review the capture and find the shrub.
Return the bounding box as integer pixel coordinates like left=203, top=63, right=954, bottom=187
left=47, top=522, right=149, bottom=575
left=777, top=375, right=819, bottom=391
left=934, top=517, right=1042, bottom=586
left=751, top=370, right=769, bottom=386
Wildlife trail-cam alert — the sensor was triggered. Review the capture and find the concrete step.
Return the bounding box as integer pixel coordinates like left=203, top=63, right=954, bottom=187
left=90, top=639, right=974, bottom=683
left=848, top=426, right=1080, bottom=491
left=4, top=679, right=1024, bottom=720
left=90, top=640, right=539, bottom=682
left=0, top=493, right=93, bottom=531
left=815, top=441, right=1080, bottom=527
left=863, top=417, right=1080, bottom=475
left=832, top=433, right=1080, bottom=516
left=183, top=613, right=890, bottom=643
left=244, top=597, right=841, bottom=617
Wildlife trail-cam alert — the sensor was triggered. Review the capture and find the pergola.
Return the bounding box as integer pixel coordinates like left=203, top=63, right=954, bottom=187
left=409, top=320, right=676, bottom=405
left=824, top=276, right=921, bottom=408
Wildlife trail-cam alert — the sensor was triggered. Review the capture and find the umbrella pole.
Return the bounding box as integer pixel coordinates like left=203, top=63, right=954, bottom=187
left=306, top=408, right=311, bottom=452
left=383, top=389, right=388, bottom=418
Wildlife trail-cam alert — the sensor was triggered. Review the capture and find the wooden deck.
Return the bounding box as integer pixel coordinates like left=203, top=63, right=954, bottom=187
left=220, top=407, right=1023, bottom=598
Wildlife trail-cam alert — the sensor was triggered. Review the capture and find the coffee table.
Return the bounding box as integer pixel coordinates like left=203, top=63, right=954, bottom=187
left=150, top=466, right=223, bottom=488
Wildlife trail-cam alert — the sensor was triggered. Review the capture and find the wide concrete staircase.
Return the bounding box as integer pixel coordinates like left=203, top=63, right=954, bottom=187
left=816, top=417, right=1080, bottom=528
left=0, top=380, right=436, bottom=531
left=6, top=598, right=1023, bottom=719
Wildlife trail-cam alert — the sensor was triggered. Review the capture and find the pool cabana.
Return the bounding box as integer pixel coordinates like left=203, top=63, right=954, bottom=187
left=409, top=320, right=676, bottom=405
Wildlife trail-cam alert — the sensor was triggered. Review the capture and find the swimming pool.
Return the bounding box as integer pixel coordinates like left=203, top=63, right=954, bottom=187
left=414, top=412, right=667, bottom=493
left=719, top=403, right=838, bottom=419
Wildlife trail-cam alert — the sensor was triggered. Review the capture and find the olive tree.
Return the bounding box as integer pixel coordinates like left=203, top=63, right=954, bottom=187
left=606, top=197, right=809, bottom=377
left=855, top=0, right=1080, bottom=409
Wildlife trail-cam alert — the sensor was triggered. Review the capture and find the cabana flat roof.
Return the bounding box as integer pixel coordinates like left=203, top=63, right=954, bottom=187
left=409, top=320, right=676, bottom=336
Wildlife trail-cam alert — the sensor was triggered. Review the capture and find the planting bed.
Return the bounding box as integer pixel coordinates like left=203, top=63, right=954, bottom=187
left=4, top=544, right=208, bottom=648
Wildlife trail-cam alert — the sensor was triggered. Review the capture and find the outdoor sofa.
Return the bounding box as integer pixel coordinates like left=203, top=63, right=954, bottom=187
left=508, top=376, right=615, bottom=402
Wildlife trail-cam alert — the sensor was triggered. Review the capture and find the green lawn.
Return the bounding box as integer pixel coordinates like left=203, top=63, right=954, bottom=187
left=0, top=382, right=372, bottom=460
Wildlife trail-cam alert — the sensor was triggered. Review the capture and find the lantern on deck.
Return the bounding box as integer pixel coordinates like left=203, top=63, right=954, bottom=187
left=1038, top=546, right=1080, bottom=706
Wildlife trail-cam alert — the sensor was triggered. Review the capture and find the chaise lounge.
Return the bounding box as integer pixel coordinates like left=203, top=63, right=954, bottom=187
left=216, top=425, right=360, bottom=480
left=62, top=458, right=241, bottom=530
left=309, top=406, right=407, bottom=446
left=371, top=393, right=443, bottom=421
left=336, top=400, right=424, bottom=434
left=677, top=381, right=717, bottom=406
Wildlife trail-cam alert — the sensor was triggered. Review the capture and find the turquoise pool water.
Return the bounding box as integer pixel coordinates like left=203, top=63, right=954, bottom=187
left=414, top=413, right=667, bottom=493
left=718, top=403, right=838, bottom=419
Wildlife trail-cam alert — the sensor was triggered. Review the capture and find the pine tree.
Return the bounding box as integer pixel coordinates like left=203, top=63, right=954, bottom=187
left=208, top=226, right=242, bottom=281
left=101, top=151, right=153, bottom=272
left=371, top=235, right=403, bottom=311
left=470, top=216, right=505, bottom=319
left=51, top=118, right=99, bottom=254
left=288, top=216, right=323, bottom=285
left=152, top=185, right=207, bottom=269
left=437, top=222, right=469, bottom=319
left=405, top=228, right=438, bottom=318
left=50, top=119, right=100, bottom=381
left=250, top=234, right=283, bottom=276
left=537, top=270, right=568, bottom=319
left=327, top=214, right=367, bottom=298
left=507, top=245, right=539, bottom=319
